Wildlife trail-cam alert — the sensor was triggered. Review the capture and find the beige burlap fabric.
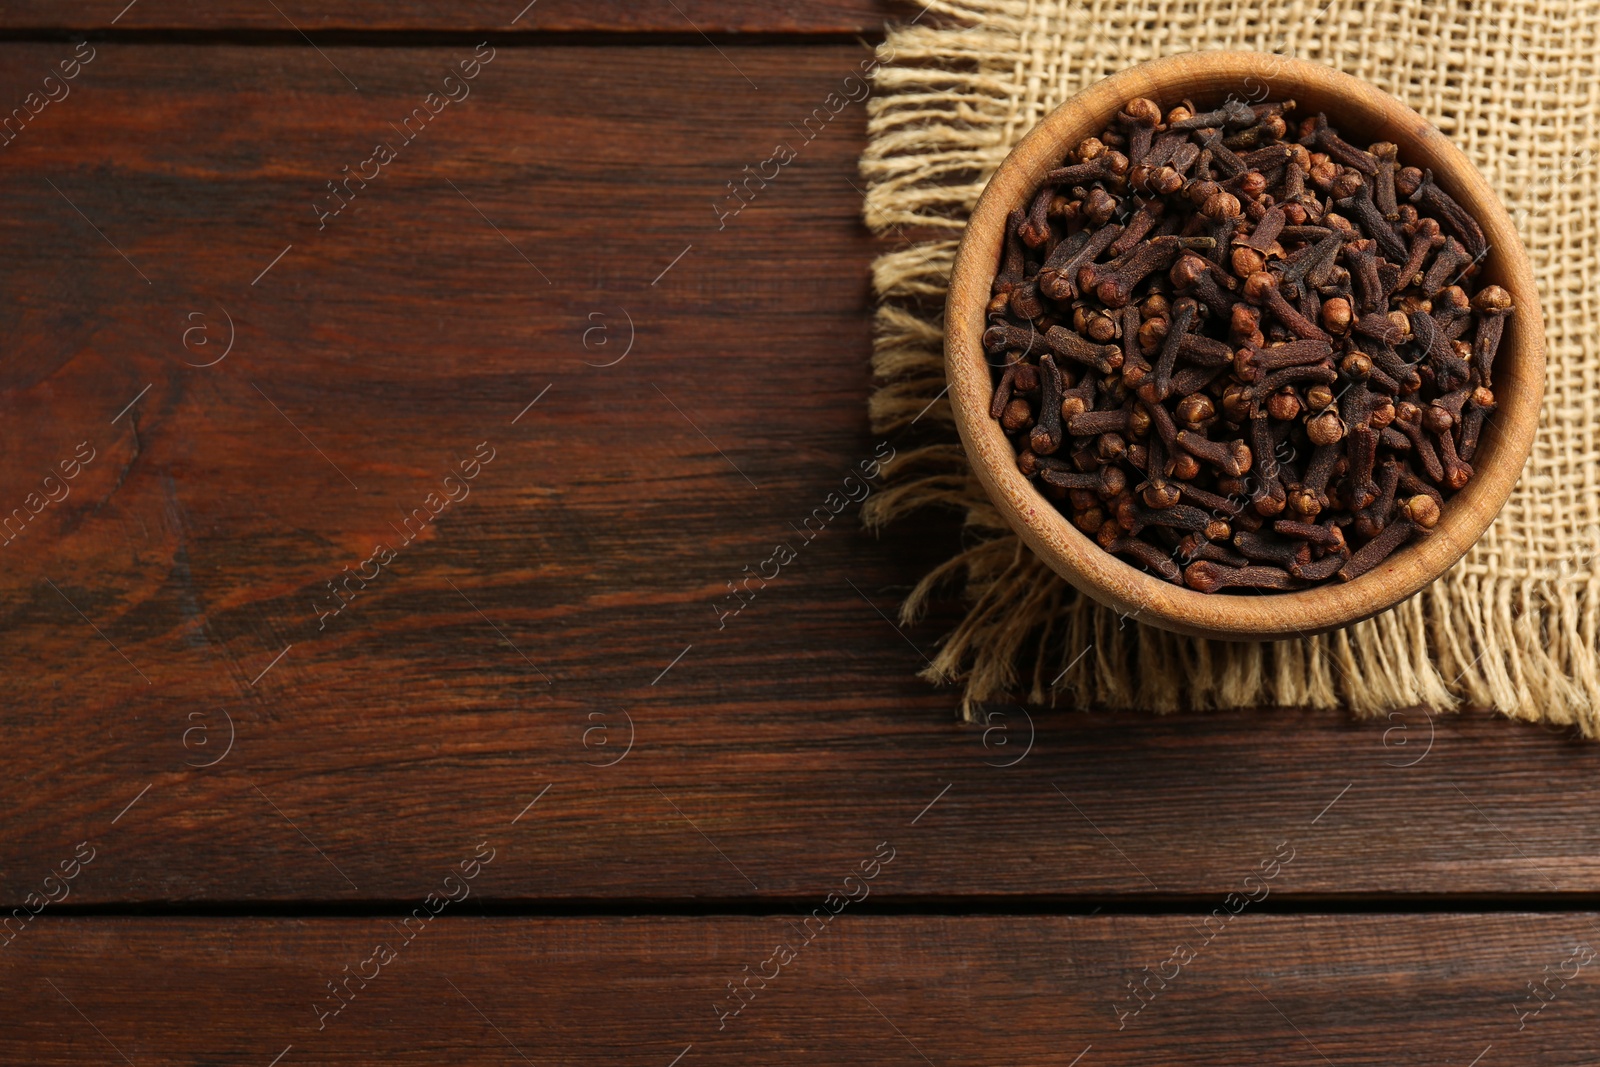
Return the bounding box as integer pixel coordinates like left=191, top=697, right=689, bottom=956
left=861, top=0, right=1600, bottom=730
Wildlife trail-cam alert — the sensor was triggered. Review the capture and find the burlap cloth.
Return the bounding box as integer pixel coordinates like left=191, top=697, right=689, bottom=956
left=861, top=0, right=1600, bottom=731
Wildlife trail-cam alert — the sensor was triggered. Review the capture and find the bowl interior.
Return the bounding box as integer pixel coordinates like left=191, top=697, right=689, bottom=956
left=946, top=52, right=1544, bottom=641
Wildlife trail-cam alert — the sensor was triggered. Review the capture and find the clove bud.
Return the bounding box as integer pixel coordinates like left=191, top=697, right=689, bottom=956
left=987, top=94, right=1506, bottom=592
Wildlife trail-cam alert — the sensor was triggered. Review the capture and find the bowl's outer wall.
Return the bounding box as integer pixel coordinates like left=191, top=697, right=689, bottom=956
left=945, top=52, right=1545, bottom=640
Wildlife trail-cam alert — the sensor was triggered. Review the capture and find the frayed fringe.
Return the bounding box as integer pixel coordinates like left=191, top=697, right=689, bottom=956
left=866, top=289, right=1600, bottom=729
left=859, top=5, right=1596, bottom=734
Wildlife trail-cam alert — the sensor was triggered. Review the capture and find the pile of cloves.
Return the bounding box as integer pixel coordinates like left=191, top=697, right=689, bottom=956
left=985, top=95, right=1510, bottom=592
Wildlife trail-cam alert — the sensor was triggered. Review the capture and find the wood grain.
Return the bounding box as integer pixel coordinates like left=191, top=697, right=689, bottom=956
left=4, top=14, right=1593, bottom=1067
left=0, top=42, right=1596, bottom=908
left=0, top=1, right=892, bottom=34
left=6, top=915, right=1596, bottom=1064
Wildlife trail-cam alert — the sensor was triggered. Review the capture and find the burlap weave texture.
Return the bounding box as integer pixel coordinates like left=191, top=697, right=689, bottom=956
left=861, top=0, right=1600, bottom=729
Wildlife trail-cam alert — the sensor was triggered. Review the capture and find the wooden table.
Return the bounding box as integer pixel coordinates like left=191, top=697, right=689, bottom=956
left=3, top=5, right=1596, bottom=1063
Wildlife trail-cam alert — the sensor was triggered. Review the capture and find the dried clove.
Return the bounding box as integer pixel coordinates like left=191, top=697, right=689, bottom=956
left=988, top=94, right=1508, bottom=591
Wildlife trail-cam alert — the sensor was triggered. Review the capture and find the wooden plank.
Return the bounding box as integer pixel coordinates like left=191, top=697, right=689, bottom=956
left=2, top=41, right=1598, bottom=908
left=4, top=915, right=1596, bottom=1063
left=0, top=1, right=892, bottom=34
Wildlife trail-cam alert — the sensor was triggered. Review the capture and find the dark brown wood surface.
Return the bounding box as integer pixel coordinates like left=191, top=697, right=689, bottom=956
left=6, top=915, right=1597, bottom=1065
left=0, top=1, right=892, bottom=33
left=1, top=6, right=1595, bottom=1062
left=0, top=39, right=1595, bottom=909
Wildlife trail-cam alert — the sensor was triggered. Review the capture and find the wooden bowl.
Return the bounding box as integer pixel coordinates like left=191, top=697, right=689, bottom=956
left=945, top=52, right=1544, bottom=641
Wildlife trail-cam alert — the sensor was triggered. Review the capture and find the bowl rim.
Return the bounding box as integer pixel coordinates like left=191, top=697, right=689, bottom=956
left=944, top=50, right=1545, bottom=641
